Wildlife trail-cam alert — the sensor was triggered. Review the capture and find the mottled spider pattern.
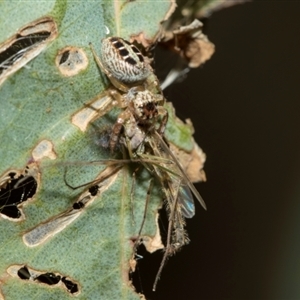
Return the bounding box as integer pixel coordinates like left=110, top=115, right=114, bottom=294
left=90, top=36, right=168, bottom=153
left=100, top=37, right=150, bottom=84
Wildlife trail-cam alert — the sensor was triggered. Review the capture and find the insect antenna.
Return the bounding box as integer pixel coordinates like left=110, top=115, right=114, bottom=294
left=63, top=162, right=125, bottom=191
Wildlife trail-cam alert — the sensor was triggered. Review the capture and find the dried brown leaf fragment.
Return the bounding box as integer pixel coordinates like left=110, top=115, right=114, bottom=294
left=161, top=19, right=215, bottom=68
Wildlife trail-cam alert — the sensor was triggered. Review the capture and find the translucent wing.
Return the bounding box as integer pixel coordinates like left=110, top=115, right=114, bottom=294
left=178, top=184, right=195, bottom=219
left=159, top=166, right=195, bottom=219
left=149, top=131, right=207, bottom=211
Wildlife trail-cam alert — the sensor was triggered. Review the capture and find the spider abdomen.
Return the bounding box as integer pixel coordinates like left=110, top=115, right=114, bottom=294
left=100, top=37, right=151, bottom=84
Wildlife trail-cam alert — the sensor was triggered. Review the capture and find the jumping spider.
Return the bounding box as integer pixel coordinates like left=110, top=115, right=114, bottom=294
left=89, top=36, right=206, bottom=291
left=90, top=36, right=168, bottom=153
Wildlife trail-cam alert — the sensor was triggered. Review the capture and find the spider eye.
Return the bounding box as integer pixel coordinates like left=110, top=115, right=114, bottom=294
left=100, top=37, right=151, bottom=84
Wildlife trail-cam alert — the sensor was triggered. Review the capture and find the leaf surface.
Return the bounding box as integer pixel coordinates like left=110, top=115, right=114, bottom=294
left=0, top=1, right=198, bottom=299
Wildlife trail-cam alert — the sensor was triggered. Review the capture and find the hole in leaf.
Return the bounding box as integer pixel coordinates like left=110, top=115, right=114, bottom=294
left=61, top=277, right=79, bottom=294
left=0, top=17, right=58, bottom=86
left=10, top=264, right=80, bottom=295
left=130, top=206, right=168, bottom=295
left=17, top=266, right=31, bottom=280
left=0, top=32, right=51, bottom=76
left=35, top=272, right=61, bottom=285
left=0, top=167, right=38, bottom=219
left=56, top=46, right=88, bottom=77
left=59, top=50, right=70, bottom=64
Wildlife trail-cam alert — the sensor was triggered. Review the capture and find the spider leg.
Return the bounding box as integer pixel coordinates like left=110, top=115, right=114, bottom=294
left=157, top=106, right=168, bottom=135
left=72, top=90, right=117, bottom=131
left=109, top=109, right=132, bottom=152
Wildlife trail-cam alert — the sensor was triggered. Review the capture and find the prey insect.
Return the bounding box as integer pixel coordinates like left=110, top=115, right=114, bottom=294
left=86, top=36, right=207, bottom=290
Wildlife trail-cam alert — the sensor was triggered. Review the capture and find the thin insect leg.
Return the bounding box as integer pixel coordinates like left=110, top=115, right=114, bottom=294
left=0, top=187, right=13, bottom=210
left=134, top=178, right=154, bottom=251
left=130, top=166, right=141, bottom=225
left=152, top=176, right=181, bottom=291
left=152, top=206, right=176, bottom=291
left=130, top=170, right=136, bottom=225
left=172, top=206, right=188, bottom=251
left=156, top=106, right=168, bottom=135
left=1, top=175, right=37, bottom=206
left=153, top=131, right=207, bottom=210
left=125, top=134, right=135, bottom=159
left=63, top=164, right=122, bottom=190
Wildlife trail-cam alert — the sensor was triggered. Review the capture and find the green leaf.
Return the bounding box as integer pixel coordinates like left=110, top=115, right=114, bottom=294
left=0, top=1, right=200, bottom=299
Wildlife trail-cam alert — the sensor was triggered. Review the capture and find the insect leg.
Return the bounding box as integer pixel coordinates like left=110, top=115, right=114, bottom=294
left=156, top=106, right=169, bottom=135
left=109, top=109, right=131, bottom=152
left=130, top=165, right=142, bottom=225
left=152, top=180, right=180, bottom=291
left=133, top=178, right=154, bottom=252
left=63, top=164, right=122, bottom=190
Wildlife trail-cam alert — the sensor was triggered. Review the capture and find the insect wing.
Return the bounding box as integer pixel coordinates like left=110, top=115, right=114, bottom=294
left=163, top=169, right=195, bottom=219
left=178, top=184, right=195, bottom=219
left=151, top=131, right=207, bottom=211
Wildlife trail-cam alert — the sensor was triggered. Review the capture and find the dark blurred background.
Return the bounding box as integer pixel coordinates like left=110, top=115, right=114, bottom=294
left=135, top=1, right=300, bottom=299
